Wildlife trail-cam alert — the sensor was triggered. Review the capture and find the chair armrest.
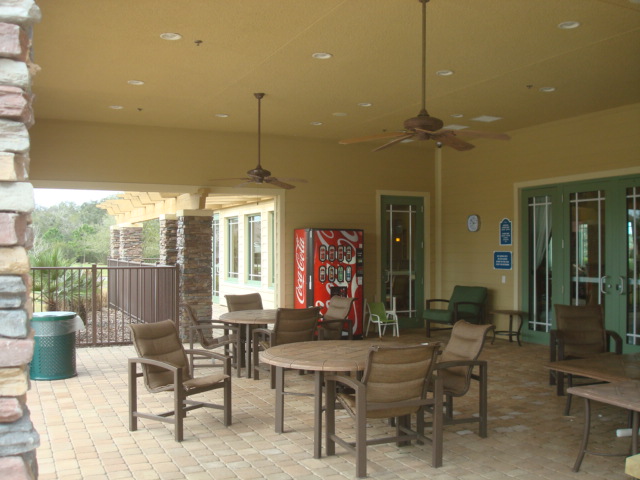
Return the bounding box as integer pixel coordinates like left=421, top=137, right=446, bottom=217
left=435, top=359, right=487, bottom=382
left=184, top=349, right=231, bottom=375
left=425, top=298, right=449, bottom=309
left=452, top=301, right=485, bottom=321
left=252, top=327, right=272, bottom=347
left=325, top=373, right=364, bottom=392
left=318, top=318, right=353, bottom=340
left=605, top=330, right=623, bottom=354
left=129, top=356, right=180, bottom=373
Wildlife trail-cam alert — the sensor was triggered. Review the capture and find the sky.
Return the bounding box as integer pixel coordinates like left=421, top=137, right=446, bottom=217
left=34, top=189, right=123, bottom=208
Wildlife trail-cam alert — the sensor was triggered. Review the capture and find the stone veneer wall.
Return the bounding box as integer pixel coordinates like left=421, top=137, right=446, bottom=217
left=118, top=225, right=143, bottom=262
left=0, top=1, right=41, bottom=479
left=159, top=215, right=178, bottom=266
left=109, top=226, right=120, bottom=260
left=177, top=212, right=212, bottom=321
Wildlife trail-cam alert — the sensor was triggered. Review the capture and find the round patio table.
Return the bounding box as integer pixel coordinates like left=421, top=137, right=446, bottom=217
left=219, top=309, right=277, bottom=378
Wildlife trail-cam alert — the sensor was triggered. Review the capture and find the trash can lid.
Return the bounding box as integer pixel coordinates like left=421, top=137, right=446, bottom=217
left=32, top=312, right=77, bottom=321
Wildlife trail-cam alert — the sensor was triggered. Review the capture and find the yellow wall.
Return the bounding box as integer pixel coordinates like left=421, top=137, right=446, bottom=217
left=30, top=103, right=640, bottom=314
left=437, top=103, right=640, bottom=316
left=29, top=119, right=435, bottom=308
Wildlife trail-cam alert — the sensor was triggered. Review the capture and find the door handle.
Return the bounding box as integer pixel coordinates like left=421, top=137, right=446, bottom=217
left=616, top=276, right=626, bottom=295
left=600, top=275, right=611, bottom=294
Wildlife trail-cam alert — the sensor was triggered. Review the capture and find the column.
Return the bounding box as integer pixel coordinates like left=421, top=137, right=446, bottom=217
left=119, top=225, right=143, bottom=263
left=159, top=214, right=178, bottom=265
left=109, top=225, right=120, bottom=259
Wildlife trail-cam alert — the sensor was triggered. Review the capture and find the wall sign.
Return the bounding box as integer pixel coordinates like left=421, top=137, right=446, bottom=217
left=499, top=218, right=512, bottom=246
left=494, top=251, right=512, bottom=270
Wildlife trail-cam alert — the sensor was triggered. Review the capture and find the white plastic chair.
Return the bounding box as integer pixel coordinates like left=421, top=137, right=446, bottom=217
left=365, top=301, right=399, bottom=337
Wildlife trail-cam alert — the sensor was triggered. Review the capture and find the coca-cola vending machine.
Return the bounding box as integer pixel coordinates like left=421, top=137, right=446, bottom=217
left=294, top=228, right=364, bottom=337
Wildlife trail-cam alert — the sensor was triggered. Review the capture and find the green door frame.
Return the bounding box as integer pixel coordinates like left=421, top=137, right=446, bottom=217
left=380, top=195, right=425, bottom=328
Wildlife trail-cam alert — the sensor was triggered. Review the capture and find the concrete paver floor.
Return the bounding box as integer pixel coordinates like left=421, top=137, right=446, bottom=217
left=29, top=324, right=633, bottom=479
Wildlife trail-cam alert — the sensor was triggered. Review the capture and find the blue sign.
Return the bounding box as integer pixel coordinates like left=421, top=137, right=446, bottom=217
left=494, top=251, right=512, bottom=270
left=499, top=218, right=512, bottom=246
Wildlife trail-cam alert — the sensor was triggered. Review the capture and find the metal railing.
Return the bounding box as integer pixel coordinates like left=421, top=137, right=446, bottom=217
left=30, top=261, right=179, bottom=347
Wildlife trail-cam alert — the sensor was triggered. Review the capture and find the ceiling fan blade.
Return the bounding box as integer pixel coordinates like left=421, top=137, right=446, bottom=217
left=432, top=131, right=475, bottom=151
left=339, top=131, right=408, bottom=145
left=276, top=177, right=308, bottom=183
left=265, top=177, right=295, bottom=189
left=209, top=177, right=250, bottom=182
left=442, top=129, right=510, bottom=140
left=372, top=133, right=415, bottom=152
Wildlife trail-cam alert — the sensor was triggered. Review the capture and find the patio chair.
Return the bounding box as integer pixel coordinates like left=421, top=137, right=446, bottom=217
left=365, top=301, right=399, bottom=337
left=424, top=285, right=488, bottom=337
left=318, top=296, right=356, bottom=340
left=181, top=303, right=241, bottom=377
left=325, top=343, right=443, bottom=478
left=128, top=319, right=231, bottom=442
left=424, top=320, right=494, bottom=437
left=225, top=293, right=264, bottom=312
left=550, top=304, right=622, bottom=415
left=253, top=307, right=321, bottom=388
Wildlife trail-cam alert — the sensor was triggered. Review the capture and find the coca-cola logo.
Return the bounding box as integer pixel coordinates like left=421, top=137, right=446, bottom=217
left=295, top=235, right=305, bottom=304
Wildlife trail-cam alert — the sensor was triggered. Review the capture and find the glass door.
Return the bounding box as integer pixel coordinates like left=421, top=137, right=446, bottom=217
left=380, top=196, right=424, bottom=327
left=212, top=213, right=220, bottom=302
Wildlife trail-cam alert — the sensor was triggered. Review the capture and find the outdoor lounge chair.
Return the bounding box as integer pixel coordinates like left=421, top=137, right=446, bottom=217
left=181, top=303, right=241, bottom=377
left=550, top=304, right=622, bottom=415
left=424, top=320, right=494, bottom=437
left=128, top=319, right=231, bottom=441
left=423, top=285, right=488, bottom=337
left=318, top=295, right=356, bottom=340
left=253, top=307, right=321, bottom=388
left=325, top=343, right=443, bottom=478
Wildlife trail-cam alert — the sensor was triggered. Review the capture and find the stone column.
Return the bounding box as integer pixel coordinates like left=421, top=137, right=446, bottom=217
left=177, top=210, right=213, bottom=321
left=0, top=2, right=42, bottom=479
left=109, top=225, right=120, bottom=259
left=159, top=214, right=178, bottom=266
left=119, top=225, right=143, bottom=263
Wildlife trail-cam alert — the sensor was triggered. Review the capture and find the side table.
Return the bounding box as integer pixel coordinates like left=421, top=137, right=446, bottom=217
left=490, top=309, right=525, bottom=346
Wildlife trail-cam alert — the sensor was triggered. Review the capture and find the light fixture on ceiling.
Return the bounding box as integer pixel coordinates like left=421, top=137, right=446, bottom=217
left=215, top=113, right=229, bottom=118
left=310, top=121, right=323, bottom=126
left=436, top=70, right=454, bottom=76
left=160, top=32, right=182, bottom=40
left=539, top=87, right=556, bottom=93
left=450, top=113, right=464, bottom=118
left=357, top=102, right=372, bottom=107
left=558, top=21, right=580, bottom=30
left=471, top=115, right=502, bottom=123
left=127, top=80, right=145, bottom=86
left=312, top=52, right=333, bottom=60
left=109, top=105, right=124, bottom=110
left=332, top=112, right=347, bottom=117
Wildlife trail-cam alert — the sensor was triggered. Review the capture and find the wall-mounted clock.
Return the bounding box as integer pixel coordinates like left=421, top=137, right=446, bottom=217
left=467, top=214, right=480, bottom=232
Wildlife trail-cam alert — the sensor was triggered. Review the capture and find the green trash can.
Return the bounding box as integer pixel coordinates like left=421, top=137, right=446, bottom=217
left=30, top=311, right=81, bottom=380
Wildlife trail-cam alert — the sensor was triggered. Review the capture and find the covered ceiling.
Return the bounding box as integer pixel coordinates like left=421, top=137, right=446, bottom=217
left=31, top=0, right=640, bottom=150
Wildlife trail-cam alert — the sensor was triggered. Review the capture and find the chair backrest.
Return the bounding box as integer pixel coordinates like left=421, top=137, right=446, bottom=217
left=362, top=343, right=440, bottom=419
left=225, top=293, right=263, bottom=312
left=129, top=320, right=191, bottom=391
left=448, top=286, right=487, bottom=315
left=367, top=301, right=393, bottom=323
left=554, top=304, right=607, bottom=358
left=181, top=304, right=214, bottom=349
left=325, top=296, right=355, bottom=320
left=273, top=307, right=321, bottom=346
left=439, top=320, right=493, bottom=396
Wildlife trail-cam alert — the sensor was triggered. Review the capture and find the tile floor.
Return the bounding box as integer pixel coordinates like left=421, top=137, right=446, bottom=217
left=29, top=327, right=634, bottom=479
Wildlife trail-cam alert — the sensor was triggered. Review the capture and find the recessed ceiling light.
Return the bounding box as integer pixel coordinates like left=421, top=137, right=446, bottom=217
left=539, top=87, right=556, bottom=93
left=310, top=121, right=323, bottom=126
left=444, top=124, right=468, bottom=130
left=357, top=102, right=372, bottom=107
left=160, top=32, right=182, bottom=40
left=630, top=0, right=640, bottom=4
left=311, top=52, right=333, bottom=60
left=332, top=112, right=347, bottom=117
left=109, top=105, right=124, bottom=110
left=450, top=113, right=464, bottom=118
left=558, top=21, right=580, bottom=29
left=215, top=113, right=229, bottom=118
left=436, top=70, right=454, bottom=76
left=127, top=80, right=145, bottom=86
left=471, top=115, right=502, bottom=123
left=400, top=138, right=414, bottom=144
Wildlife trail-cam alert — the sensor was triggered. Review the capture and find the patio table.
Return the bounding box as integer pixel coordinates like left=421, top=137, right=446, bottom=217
left=219, top=309, right=277, bottom=378
left=544, top=352, right=640, bottom=384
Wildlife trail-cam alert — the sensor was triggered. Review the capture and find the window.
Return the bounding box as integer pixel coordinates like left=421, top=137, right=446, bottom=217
left=247, top=214, right=261, bottom=281
left=269, top=211, right=275, bottom=285
left=227, top=217, right=239, bottom=279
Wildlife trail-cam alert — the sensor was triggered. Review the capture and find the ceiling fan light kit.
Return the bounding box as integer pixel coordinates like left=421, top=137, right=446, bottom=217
left=339, top=0, right=510, bottom=152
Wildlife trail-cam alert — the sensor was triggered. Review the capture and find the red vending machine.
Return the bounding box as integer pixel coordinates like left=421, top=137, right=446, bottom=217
left=294, top=228, right=364, bottom=337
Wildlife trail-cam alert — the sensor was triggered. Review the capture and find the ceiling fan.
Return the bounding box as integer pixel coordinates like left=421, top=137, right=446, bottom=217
left=210, top=93, right=307, bottom=189
left=339, top=0, right=510, bottom=152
